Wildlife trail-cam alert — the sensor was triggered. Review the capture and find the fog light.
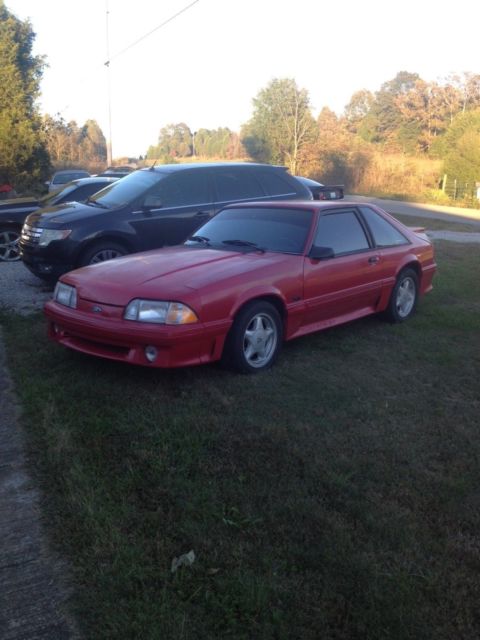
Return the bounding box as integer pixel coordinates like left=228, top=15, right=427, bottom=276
left=145, top=345, right=158, bottom=363
left=52, top=323, right=59, bottom=334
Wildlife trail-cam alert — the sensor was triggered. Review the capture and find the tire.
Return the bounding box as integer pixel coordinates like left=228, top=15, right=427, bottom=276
left=385, top=268, right=419, bottom=323
left=223, top=300, right=283, bottom=373
left=0, top=227, right=21, bottom=261
left=79, top=241, right=127, bottom=267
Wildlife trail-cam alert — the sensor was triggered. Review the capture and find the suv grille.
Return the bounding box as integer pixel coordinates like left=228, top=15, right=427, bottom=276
left=21, top=223, right=42, bottom=246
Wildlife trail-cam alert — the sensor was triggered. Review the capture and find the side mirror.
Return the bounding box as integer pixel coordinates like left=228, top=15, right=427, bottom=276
left=143, top=195, right=163, bottom=209
left=309, top=245, right=335, bottom=260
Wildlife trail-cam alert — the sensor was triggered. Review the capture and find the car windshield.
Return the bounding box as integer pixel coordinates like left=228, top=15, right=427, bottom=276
left=87, top=169, right=166, bottom=209
left=40, top=182, right=79, bottom=205
left=185, top=206, right=313, bottom=254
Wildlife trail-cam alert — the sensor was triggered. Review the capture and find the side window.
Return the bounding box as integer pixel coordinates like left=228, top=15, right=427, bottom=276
left=360, top=206, right=409, bottom=247
left=314, top=210, right=370, bottom=255
left=257, top=170, right=298, bottom=196
left=214, top=169, right=265, bottom=202
left=150, top=171, right=210, bottom=207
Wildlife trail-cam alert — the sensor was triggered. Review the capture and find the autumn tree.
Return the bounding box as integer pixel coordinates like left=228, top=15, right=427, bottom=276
left=0, top=1, right=49, bottom=189
left=241, top=78, right=316, bottom=173
left=442, top=108, right=480, bottom=185
left=147, top=123, right=193, bottom=159
left=43, top=115, right=107, bottom=169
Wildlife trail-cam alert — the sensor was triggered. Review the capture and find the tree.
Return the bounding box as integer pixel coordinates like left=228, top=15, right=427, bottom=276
left=241, top=78, right=316, bottom=174
left=368, top=71, right=421, bottom=148
left=0, top=1, right=49, bottom=189
left=148, top=123, right=193, bottom=159
left=442, top=108, right=480, bottom=184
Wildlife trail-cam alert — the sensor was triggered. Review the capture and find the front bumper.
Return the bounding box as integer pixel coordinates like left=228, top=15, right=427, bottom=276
left=44, top=300, right=231, bottom=368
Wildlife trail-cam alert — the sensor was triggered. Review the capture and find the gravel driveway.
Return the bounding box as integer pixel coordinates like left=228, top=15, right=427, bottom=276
left=0, top=263, right=53, bottom=315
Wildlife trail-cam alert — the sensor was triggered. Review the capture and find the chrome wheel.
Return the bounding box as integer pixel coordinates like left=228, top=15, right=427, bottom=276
left=243, top=312, right=278, bottom=369
left=0, top=229, right=21, bottom=261
left=89, top=248, right=124, bottom=264
left=395, top=276, right=416, bottom=319
left=224, top=301, right=283, bottom=373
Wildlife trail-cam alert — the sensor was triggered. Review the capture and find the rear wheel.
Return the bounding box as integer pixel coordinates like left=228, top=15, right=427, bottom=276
left=223, top=300, right=283, bottom=373
left=79, top=241, right=127, bottom=267
left=0, top=227, right=21, bottom=261
left=385, top=268, right=419, bottom=322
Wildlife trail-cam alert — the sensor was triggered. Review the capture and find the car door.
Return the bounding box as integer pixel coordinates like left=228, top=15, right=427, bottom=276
left=302, top=208, right=385, bottom=327
left=130, top=169, right=215, bottom=250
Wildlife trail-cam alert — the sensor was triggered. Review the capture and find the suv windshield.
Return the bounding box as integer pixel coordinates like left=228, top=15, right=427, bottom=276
left=88, top=169, right=167, bottom=209
left=185, top=206, right=313, bottom=254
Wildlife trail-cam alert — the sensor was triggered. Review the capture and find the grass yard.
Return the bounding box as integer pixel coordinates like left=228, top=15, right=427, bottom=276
left=1, top=241, right=480, bottom=639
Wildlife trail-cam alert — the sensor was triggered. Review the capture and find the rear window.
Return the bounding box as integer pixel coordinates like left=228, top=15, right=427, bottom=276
left=360, top=206, right=409, bottom=247
left=52, top=171, right=89, bottom=184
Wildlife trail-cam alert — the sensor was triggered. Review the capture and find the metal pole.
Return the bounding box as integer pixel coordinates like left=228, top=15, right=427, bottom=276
left=105, top=0, right=113, bottom=166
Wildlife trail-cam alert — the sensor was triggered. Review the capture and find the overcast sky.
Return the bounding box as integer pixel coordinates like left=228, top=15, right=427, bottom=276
left=7, top=0, right=480, bottom=158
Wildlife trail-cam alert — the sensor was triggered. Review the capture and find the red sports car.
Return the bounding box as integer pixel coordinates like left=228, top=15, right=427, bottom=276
left=44, top=201, right=436, bottom=373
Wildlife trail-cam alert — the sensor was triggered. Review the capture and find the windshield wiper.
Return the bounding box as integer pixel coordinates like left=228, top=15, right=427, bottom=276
left=189, top=235, right=211, bottom=245
left=86, top=198, right=110, bottom=209
left=222, top=239, right=265, bottom=252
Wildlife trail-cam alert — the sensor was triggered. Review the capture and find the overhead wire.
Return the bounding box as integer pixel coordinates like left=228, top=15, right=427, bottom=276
left=104, top=0, right=200, bottom=66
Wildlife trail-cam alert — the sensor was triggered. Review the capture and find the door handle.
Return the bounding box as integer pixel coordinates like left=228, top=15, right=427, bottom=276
left=368, top=256, right=380, bottom=264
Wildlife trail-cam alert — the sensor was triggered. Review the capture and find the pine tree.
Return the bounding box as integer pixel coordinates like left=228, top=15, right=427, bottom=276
left=0, top=1, right=49, bottom=190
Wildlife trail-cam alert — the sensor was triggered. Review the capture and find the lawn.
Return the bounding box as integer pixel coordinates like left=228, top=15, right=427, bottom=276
left=1, top=241, right=480, bottom=639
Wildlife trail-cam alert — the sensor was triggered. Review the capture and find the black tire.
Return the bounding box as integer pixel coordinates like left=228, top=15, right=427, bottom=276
left=385, top=268, right=419, bottom=323
left=79, top=241, right=127, bottom=267
left=223, top=300, right=283, bottom=373
left=0, top=227, right=21, bottom=261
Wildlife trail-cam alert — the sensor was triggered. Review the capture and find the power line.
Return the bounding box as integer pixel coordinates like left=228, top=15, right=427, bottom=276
left=104, top=0, right=200, bottom=66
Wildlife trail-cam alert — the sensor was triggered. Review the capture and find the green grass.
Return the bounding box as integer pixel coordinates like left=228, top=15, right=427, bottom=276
left=1, top=241, right=480, bottom=639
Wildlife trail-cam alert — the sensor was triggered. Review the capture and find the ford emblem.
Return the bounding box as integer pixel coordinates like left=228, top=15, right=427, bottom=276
left=92, top=305, right=103, bottom=313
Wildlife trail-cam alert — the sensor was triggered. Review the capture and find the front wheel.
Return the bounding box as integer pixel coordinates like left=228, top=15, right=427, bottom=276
left=223, top=301, right=283, bottom=373
left=385, top=268, right=419, bottom=322
left=79, top=241, right=127, bottom=267
left=0, top=228, right=21, bottom=261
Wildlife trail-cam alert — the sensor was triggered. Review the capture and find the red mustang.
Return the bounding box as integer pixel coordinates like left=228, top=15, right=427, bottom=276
left=44, top=201, right=436, bottom=373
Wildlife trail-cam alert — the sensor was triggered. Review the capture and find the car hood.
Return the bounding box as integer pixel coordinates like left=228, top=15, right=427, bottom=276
left=0, top=196, right=39, bottom=213
left=26, top=201, right=107, bottom=227
left=63, top=246, right=300, bottom=306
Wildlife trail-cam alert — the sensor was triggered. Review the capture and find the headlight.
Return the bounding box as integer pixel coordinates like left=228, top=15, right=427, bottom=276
left=124, top=299, right=198, bottom=324
left=54, top=282, right=77, bottom=308
left=39, top=228, right=71, bottom=246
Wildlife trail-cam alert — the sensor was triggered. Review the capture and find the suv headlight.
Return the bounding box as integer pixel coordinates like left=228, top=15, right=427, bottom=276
left=39, top=228, right=71, bottom=246
left=124, top=300, right=198, bottom=324
left=54, top=282, right=77, bottom=308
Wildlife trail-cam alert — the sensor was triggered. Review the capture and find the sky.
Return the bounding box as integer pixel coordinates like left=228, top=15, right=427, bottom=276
left=6, top=0, right=480, bottom=159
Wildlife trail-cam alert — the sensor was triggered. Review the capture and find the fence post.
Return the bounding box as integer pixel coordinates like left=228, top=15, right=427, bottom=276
left=441, top=174, right=447, bottom=192
left=454, top=179, right=457, bottom=200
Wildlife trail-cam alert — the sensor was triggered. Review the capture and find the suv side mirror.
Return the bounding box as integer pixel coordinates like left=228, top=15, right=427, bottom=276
left=143, top=195, right=163, bottom=209
left=309, top=245, right=335, bottom=260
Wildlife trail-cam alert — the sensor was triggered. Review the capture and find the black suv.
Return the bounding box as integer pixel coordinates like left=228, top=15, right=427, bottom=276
left=0, top=177, right=118, bottom=262
left=20, top=163, right=311, bottom=280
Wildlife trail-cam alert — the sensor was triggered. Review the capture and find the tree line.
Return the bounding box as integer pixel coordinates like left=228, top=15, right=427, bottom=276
left=2, top=0, right=479, bottom=203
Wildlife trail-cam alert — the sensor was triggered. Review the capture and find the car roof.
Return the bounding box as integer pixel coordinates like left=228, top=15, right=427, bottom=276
left=223, top=200, right=359, bottom=212
left=68, top=177, right=118, bottom=186
left=143, top=162, right=290, bottom=174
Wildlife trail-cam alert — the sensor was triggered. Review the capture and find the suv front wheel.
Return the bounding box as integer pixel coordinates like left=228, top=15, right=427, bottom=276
left=79, top=241, right=128, bottom=267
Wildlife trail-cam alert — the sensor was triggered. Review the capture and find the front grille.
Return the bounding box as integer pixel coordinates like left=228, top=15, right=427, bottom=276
left=21, top=223, right=42, bottom=245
